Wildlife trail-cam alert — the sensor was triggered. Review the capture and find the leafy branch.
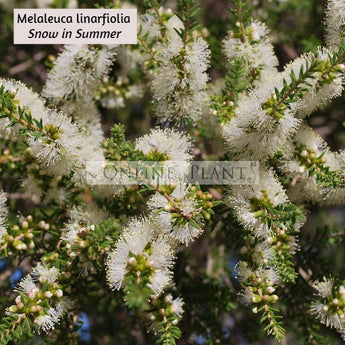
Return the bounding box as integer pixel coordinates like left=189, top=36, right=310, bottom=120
left=229, top=0, right=250, bottom=43
left=0, top=314, right=32, bottom=345
left=262, top=59, right=323, bottom=119
left=0, top=86, right=58, bottom=141
left=176, top=0, right=199, bottom=46
left=260, top=304, right=285, bottom=341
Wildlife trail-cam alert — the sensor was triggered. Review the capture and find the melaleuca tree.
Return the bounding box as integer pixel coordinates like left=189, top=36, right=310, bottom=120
left=1, top=0, right=345, bottom=344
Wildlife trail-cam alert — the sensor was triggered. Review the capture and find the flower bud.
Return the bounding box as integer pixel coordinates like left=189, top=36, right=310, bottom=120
left=78, top=241, right=87, bottom=248
left=14, top=241, right=27, bottom=251
left=16, top=302, right=24, bottom=310
left=44, top=291, right=53, bottom=298
left=128, top=257, right=137, bottom=266
left=55, top=289, right=63, bottom=298
left=147, top=260, right=155, bottom=267
left=333, top=298, right=339, bottom=305
left=251, top=295, right=261, bottom=303
left=30, top=305, right=42, bottom=313
left=267, top=286, right=276, bottom=294
left=26, top=232, right=34, bottom=239
left=7, top=305, right=18, bottom=313
left=28, top=287, right=39, bottom=299
left=164, top=202, right=173, bottom=211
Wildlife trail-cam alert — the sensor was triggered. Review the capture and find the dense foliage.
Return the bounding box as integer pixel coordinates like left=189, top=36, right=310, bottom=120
left=1, top=0, right=345, bottom=344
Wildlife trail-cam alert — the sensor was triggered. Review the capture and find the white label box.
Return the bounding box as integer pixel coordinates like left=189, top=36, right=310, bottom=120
left=14, top=9, right=137, bottom=44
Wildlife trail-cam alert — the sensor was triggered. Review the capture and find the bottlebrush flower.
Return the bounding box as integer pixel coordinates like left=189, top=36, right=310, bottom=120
left=106, top=219, right=175, bottom=295
left=228, top=169, right=290, bottom=238
left=223, top=20, right=278, bottom=78
left=148, top=184, right=209, bottom=245
left=0, top=191, right=7, bottom=245
left=325, top=0, right=345, bottom=49
left=136, top=127, right=192, bottom=180
left=151, top=16, right=210, bottom=123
